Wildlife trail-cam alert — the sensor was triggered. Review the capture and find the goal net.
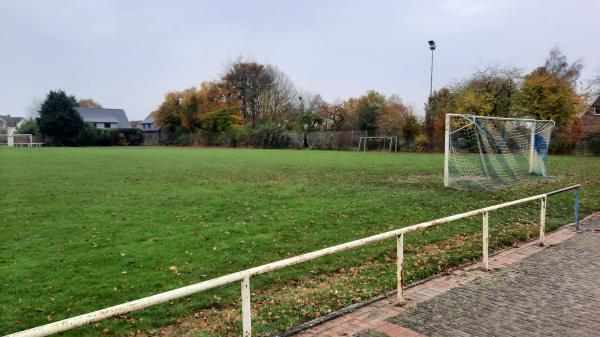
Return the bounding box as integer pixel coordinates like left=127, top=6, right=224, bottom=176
left=444, top=114, right=555, bottom=189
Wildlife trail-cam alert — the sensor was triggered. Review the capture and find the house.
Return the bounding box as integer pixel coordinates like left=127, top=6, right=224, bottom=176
left=581, top=96, right=600, bottom=138
left=0, top=114, right=25, bottom=136
left=139, top=113, right=161, bottom=143
left=76, top=107, right=131, bottom=129
left=0, top=115, right=29, bottom=146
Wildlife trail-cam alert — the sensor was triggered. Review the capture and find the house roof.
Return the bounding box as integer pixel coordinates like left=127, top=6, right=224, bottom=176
left=140, top=113, right=160, bottom=131
left=580, top=95, right=600, bottom=115
left=76, top=107, right=131, bottom=128
left=142, top=113, right=154, bottom=124
left=0, top=115, right=24, bottom=127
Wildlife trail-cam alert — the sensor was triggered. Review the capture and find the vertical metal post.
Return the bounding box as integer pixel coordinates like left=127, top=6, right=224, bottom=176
left=482, top=211, right=489, bottom=270
left=575, top=187, right=580, bottom=232
left=443, top=114, right=450, bottom=187
left=430, top=49, right=434, bottom=98
left=397, top=233, right=404, bottom=305
left=241, top=276, right=251, bottom=337
left=539, top=195, right=546, bottom=246
left=529, top=123, right=536, bottom=173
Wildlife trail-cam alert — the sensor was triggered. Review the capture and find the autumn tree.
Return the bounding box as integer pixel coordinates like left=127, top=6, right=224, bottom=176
left=401, top=111, right=421, bottom=145
left=153, top=82, right=232, bottom=130
left=376, top=95, right=421, bottom=145
left=425, top=87, right=456, bottom=151
left=378, top=95, right=410, bottom=134
left=222, top=59, right=274, bottom=127
left=356, top=90, right=385, bottom=132
left=78, top=98, right=103, bottom=108
left=454, top=66, right=521, bottom=117
left=514, top=48, right=585, bottom=127
left=319, top=102, right=347, bottom=131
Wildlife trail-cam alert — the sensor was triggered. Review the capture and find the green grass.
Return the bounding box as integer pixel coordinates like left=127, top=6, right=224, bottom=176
left=1, top=147, right=598, bottom=336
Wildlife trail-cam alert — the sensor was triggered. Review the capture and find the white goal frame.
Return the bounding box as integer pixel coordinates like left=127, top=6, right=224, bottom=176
left=1, top=134, right=43, bottom=147
left=444, top=114, right=554, bottom=187
left=357, top=136, right=398, bottom=152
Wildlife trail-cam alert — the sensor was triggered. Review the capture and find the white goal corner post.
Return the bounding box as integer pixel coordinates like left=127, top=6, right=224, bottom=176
left=444, top=114, right=555, bottom=189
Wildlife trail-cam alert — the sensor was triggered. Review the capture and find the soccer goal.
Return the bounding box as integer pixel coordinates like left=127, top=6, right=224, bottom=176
left=0, top=134, right=42, bottom=147
left=444, top=114, right=555, bottom=189
left=357, top=136, right=398, bottom=152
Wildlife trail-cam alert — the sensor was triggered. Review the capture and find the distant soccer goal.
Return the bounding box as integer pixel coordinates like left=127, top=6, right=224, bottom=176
left=444, top=114, right=555, bottom=189
left=357, top=136, right=398, bottom=152
left=0, top=134, right=43, bottom=147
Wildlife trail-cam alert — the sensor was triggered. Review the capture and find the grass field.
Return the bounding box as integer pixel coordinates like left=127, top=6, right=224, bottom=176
left=1, top=147, right=598, bottom=336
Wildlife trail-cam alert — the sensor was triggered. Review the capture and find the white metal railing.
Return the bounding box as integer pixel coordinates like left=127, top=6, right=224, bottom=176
left=6, top=185, right=581, bottom=337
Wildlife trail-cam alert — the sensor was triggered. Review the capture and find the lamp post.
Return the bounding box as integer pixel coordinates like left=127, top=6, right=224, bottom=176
left=428, top=40, right=436, bottom=98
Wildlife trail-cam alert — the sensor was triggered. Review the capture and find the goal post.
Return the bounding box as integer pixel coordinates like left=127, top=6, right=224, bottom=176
left=357, top=136, right=398, bottom=152
left=444, top=114, right=555, bottom=189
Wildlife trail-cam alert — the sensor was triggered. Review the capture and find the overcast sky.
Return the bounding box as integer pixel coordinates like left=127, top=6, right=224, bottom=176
left=1, top=0, right=599, bottom=120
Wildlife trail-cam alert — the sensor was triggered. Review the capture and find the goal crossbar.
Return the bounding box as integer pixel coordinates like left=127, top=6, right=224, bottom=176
left=446, top=113, right=555, bottom=124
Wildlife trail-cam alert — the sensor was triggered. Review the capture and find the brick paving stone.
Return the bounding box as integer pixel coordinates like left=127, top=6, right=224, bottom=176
left=352, top=329, right=390, bottom=337
left=388, top=232, right=600, bottom=337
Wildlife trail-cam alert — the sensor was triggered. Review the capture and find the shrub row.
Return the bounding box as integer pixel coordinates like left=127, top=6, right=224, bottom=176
left=550, top=131, right=600, bottom=156
left=79, top=124, right=144, bottom=146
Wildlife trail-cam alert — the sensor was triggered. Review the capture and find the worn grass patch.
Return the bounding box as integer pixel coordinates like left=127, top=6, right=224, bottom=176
left=1, top=147, right=598, bottom=336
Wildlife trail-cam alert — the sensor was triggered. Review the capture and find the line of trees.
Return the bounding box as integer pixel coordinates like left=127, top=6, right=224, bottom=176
left=21, top=48, right=600, bottom=154
left=152, top=58, right=421, bottom=147
left=424, top=48, right=598, bottom=154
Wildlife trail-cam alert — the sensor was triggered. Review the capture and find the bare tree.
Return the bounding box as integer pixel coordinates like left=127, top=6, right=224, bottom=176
left=582, top=70, right=600, bottom=104
left=260, top=65, right=298, bottom=127
left=539, top=47, right=583, bottom=84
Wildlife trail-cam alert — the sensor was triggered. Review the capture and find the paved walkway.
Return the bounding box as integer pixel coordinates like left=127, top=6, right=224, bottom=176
left=293, top=217, right=600, bottom=337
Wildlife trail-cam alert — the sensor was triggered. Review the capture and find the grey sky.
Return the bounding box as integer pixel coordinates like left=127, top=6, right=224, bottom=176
left=1, top=0, right=599, bottom=120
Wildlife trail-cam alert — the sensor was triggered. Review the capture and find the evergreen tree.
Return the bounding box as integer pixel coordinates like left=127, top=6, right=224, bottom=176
left=37, top=90, right=83, bottom=146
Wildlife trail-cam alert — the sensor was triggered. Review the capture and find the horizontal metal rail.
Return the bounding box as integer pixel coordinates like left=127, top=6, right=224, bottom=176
left=7, top=184, right=581, bottom=337
left=447, top=113, right=556, bottom=125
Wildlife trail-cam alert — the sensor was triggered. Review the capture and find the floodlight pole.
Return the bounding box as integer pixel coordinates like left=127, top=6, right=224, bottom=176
left=428, top=40, right=436, bottom=98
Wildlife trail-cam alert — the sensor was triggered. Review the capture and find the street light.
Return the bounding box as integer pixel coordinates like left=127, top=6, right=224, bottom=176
left=428, top=40, right=436, bottom=98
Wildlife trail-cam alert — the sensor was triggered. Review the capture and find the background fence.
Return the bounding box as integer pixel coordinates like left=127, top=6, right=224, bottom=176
left=178, top=130, right=416, bottom=151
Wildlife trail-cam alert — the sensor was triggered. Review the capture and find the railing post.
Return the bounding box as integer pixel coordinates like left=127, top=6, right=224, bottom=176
left=241, top=276, right=251, bottom=337
left=482, top=211, right=489, bottom=270
left=397, top=233, right=404, bottom=305
left=539, top=195, right=546, bottom=246
left=575, top=187, right=580, bottom=232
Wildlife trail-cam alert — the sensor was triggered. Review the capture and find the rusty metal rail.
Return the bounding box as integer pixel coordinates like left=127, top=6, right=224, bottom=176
left=7, top=185, right=581, bottom=337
